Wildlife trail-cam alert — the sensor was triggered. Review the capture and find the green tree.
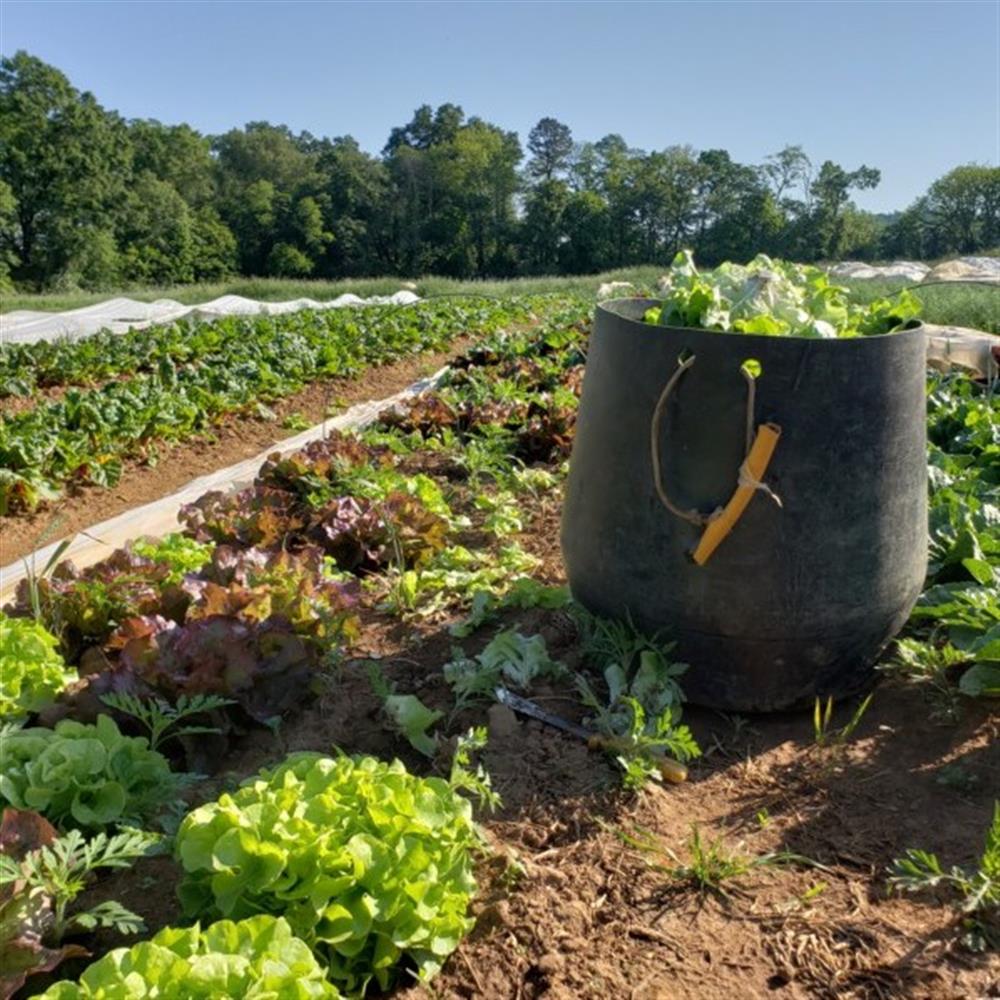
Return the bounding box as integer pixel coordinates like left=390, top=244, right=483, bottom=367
left=129, top=119, right=216, bottom=207
left=693, top=151, right=780, bottom=264
left=0, top=50, right=131, bottom=287
left=267, top=242, right=314, bottom=276
left=190, top=208, right=238, bottom=280
left=317, top=136, right=392, bottom=275
left=384, top=106, right=521, bottom=276
left=213, top=122, right=329, bottom=274
left=0, top=178, right=19, bottom=290
left=521, top=178, right=569, bottom=272
left=925, top=165, right=1000, bottom=253
left=117, top=173, right=195, bottom=284
left=559, top=189, right=611, bottom=273
left=805, top=160, right=881, bottom=260
left=526, top=117, right=574, bottom=181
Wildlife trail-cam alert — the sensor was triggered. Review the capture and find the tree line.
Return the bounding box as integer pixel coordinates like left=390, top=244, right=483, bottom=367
left=1, top=50, right=997, bottom=292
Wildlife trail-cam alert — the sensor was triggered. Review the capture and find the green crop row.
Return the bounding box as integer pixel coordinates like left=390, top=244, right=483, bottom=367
left=0, top=297, right=566, bottom=513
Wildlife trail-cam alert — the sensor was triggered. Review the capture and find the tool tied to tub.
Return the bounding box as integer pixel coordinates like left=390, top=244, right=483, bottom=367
left=650, top=353, right=783, bottom=566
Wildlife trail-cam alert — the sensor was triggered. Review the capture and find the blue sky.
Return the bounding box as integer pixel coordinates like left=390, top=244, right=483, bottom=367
left=2, top=0, right=997, bottom=212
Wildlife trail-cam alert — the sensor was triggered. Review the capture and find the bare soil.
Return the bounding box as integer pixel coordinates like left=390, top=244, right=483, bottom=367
left=0, top=343, right=468, bottom=566
left=46, top=496, right=999, bottom=1000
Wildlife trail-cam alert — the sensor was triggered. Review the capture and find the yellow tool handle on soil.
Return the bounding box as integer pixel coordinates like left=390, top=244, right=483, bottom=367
left=586, top=735, right=689, bottom=783
left=692, top=422, right=782, bottom=567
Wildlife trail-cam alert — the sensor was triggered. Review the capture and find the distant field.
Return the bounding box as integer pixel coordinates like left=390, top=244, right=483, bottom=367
left=3, top=268, right=996, bottom=333
left=0, top=269, right=664, bottom=314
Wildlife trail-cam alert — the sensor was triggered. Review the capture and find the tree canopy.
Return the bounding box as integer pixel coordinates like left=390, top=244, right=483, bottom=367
left=0, top=50, right=995, bottom=292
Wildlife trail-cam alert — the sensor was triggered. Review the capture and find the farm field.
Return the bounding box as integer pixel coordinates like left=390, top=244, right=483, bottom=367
left=0, top=280, right=997, bottom=999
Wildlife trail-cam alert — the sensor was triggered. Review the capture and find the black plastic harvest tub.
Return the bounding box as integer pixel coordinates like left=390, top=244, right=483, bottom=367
left=560, top=298, right=928, bottom=712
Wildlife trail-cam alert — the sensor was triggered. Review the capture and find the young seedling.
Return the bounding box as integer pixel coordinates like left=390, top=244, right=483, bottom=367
left=885, top=637, right=968, bottom=720
left=0, top=826, right=161, bottom=941
left=812, top=693, right=873, bottom=751
left=888, top=801, right=999, bottom=951
left=21, top=532, right=72, bottom=627
left=367, top=660, right=443, bottom=758
left=448, top=726, right=502, bottom=812
left=622, top=823, right=819, bottom=899
left=99, top=692, right=234, bottom=752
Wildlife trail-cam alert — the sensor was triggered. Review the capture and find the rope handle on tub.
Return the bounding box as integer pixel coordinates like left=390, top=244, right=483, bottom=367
left=649, top=354, right=783, bottom=565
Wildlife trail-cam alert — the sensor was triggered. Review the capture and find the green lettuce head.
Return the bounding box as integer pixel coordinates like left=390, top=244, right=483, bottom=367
left=41, top=914, right=340, bottom=998
left=0, top=612, right=77, bottom=720
left=176, top=752, right=483, bottom=995
left=0, top=714, right=180, bottom=831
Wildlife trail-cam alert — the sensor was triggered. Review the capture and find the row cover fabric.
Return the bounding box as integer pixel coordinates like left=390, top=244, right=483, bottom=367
left=0, top=290, right=421, bottom=345
left=0, top=365, right=447, bottom=604
left=828, top=256, right=1000, bottom=283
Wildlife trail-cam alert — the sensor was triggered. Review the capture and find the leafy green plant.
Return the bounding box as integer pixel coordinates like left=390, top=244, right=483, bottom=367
left=281, top=411, right=312, bottom=431
left=181, top=546, right=360, bottom=644
left=0, top=715, right=184, bottom=831
left=573, top=613, right=699, bottom=788
left=0, top=613, right=78, bottom=720
left=890, top=372, right=1000, bottom=708
left=175, top=752, right=486, bottom=994
left=130, top=533, right=213, bottom=584
left=599, top=696, right=701, bottom=790
left=887, top=638, right=971, bottom=718
left=443, top=630, right=566, bottom=712
left=448, top=727, right=502, bottom=812
left=111, top=613, right=321, bottom=728
left=644, top=250, right=921, bottom=338
left=98, top=692, right=233, bottom=752
left=366, top=661, right=443, bottom=757
left=39, top=915, right=341, bottom=998
left=450, top=576, right=570, bottom=638
left=0, top=808, right=159, bottom=996
left=0, top=826, right=159, bottom=940
left=379, top=543, right=540, bottom=618
left=888, top=802, right=999, bottom=951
